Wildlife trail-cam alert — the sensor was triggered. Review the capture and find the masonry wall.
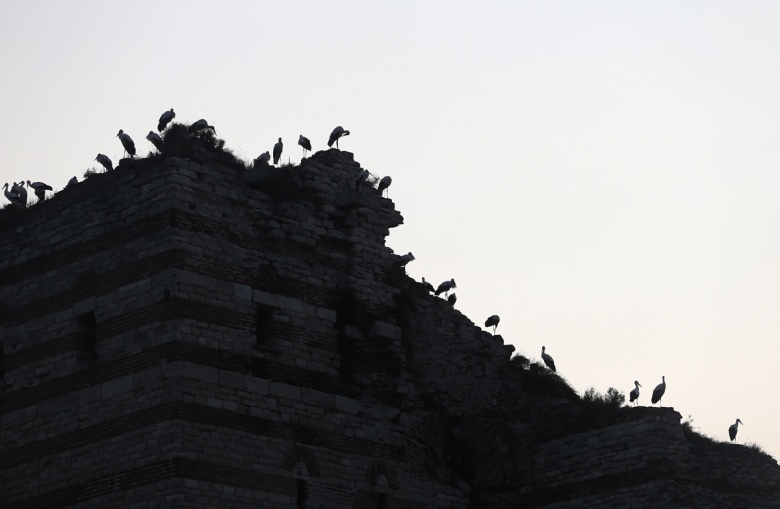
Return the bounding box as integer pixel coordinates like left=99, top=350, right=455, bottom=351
left=2, top=141, right=780, bottom=508
left=0, top=146, right=470, bottom=508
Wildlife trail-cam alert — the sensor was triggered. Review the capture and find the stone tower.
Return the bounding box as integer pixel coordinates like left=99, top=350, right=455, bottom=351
left=3, top=134, right=780, bottom=508
left=0, top=143, right=478, bottom=508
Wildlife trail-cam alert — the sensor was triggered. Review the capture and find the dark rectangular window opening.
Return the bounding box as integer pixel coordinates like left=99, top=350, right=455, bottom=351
left=255, top=305, right=275, bottom=344
left=377, top=493, right=387, bottom=509
left=296, top=479, right=308, bottom=509
left=76, top=311, right=97, bottom=356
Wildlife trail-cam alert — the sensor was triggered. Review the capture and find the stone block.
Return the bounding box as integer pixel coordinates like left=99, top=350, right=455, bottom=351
left=335, top=395, right=361, bottom=415
left=218, top=369, right=245, bottom=390
left=344, top=325, right=364, bottom=341
left=72, top=296, right=96, bottom=316
left=234, top=283, right=252, bottom=301
left=172, top=362, right=219, bottom=384
left=253, top=289, right=283, bottom=308
left=133, top=365, right=162, bottom=387
left=118, top=278, right=151, bottom=296
left=368, top=321, right=401, bottom=342
left=269, top=381, right=302, bottom=401
left=315, top=307, right=337, bottom=323
left=55, top=308, right=73, bottom=323
left=101, top=374, right=134, bottom=399
left=278, top=295, right=304, bottom=313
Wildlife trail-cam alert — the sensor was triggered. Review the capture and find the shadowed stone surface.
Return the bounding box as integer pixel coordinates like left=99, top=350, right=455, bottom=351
left=1, top=139, right=779, bottom=508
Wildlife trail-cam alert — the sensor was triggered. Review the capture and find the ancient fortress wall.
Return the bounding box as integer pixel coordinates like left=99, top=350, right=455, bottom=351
left=2, top=144, right=779, bottom=508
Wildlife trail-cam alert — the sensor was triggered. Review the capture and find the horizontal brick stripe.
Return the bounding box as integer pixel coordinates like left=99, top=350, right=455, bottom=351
left=1, top=402, right=405, bottom=470
left=2, top=332, right=82, bottom=370
left=1, top=209, right=182, bottom=287
left=6, top=297, right=248, bottom=368
left=1, top=457, right=295, bottom=509
left=2, top=341, right=348, bottom=412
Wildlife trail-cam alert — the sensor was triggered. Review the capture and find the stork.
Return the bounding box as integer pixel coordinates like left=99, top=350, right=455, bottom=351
left=447, top=293, right=457, bottom=306
left=651, top=376, right=666, bottom=406
left=146, top=131, right=164, bottom=152
left=95, top=153, right=113, bottom=172
left=377, top=176, right=392, bottom=197
left=398, top=252, right=415, bottom=267
left=3, top=183, right=24, bottom=206
left=728, top=418, right=743, bottom=442
left=356, top=169, right=370, bottom=190
left=158, top=108, right=175, bottom=131
left=189, top=119, right=216, bottom=135
left=27, top=181, right=53, bottom=202
left=541, top=346, right=556, bottom=372
left=435, top=279, right=456, bottom=297
left=254, top=151, right=271, bottom=167
left=298, top=135, right=312, bottom=157
left=421, top=277, right=435, bottom=293
left=328, top=126, right=350, bottom=148
left=15, top=182, right=27, bottom=205
left=629, top=381, right=642, bottom=406
left=272, top=137, right=283, bottom=165
left=485, top=315, right=500, bottom=334
left=117, top=130, right=136, bottom=158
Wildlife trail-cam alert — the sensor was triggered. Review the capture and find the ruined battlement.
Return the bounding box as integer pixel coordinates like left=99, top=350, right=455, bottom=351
left=2, top=136, right=779, bottom=508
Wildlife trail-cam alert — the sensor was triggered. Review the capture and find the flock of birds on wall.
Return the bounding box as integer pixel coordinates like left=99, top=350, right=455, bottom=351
left=401, top=259, right=747, bottom=443
left=3, top=181, right=53, bottom=207
left=3, top=107, right=392, bottom=208
left=4, top=109, right=747, bottom=444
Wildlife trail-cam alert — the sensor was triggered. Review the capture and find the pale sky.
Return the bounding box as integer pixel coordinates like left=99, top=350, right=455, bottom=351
left=2, top=1, right=779, bottom=460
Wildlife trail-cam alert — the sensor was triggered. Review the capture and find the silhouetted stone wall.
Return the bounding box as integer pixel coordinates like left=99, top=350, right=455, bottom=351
left=2, top=143, right=779, bottom=508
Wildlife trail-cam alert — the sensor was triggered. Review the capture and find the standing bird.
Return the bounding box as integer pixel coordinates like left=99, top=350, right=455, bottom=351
left=298, top=135, right=312, bottom=157
left=95, top=153, right=113, bottom=172
left=435, top=279, right=456, bottom=297
left=651, top=376, right=666, bottom=406
left=421, top=277, right=435, bottom=293
left=541, top=346, right=556, bottom=372
left=273, top=137, right=283, bottom=165
left=189, top=119, right=216, bottom=135
left=398, top=252, right=415, bottom=267
left=485, top=315, right=500, bottom=334
left=447, top=293, right=457, bottom=306
left=728, top=418, right=743, bottom=442
left=4, top=183, right=24, bottom=206
left=328, top=126, right=350, bottom=148
left=158, top=108, right=175, bottom=131
left=117, top=130, right=136, bottom=158
left=146, top=131, right=164, bottom=152
left=15, top=182, right=27, bottom=205
left=27, top=181, right=53, bottom=202
left=629, top=381, right=642, bottom=406
left=356, top=169, right=370, bottom=190
left=377, top=176, right=392, bottom=197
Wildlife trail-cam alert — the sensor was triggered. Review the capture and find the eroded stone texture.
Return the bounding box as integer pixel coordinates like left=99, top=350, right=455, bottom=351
left=1, top=142, right=778, bottom=508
